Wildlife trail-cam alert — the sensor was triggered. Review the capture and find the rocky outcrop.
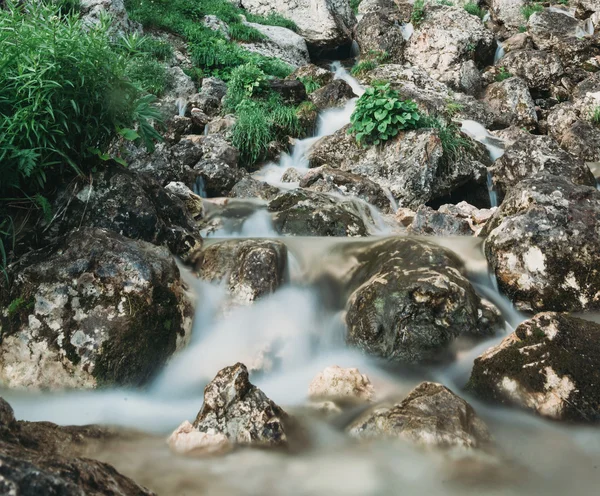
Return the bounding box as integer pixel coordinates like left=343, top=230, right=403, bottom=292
left=407, top=203, right=496, bottom=236
left=288, top=64, right=334, bottom=87
left=488, top=134, right=596, bottom=203
left=229, top=176, right=281, bottom=201
left=487, top=0, right=527, bottom=29
left=191, top=363, right=289, bottom=447
left=348, top=382, right=491, bottom=449
left=0, top=228, right=192, bottom=390
left=308, top=366, right=374, bottom=402
left=484, top=77, right=538, bottom=128
left=468, top=313, right=600, bottom=423
left=344, top=238, right=501, bottom=363
left=482, top=173, right=600, bottom=312
left=240, top=22, right=310, bottom=67
left=355, top=8, right=407, bottom=63
left=500, top=49, right=564, bottom=92
left=239, top=0, right=357, bottom=54
left=192, top=239, right=287, bottom=304
left=80, top=0, right=138, bottom=33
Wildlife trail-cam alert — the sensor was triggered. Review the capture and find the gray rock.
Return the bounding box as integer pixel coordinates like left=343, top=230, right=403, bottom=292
left=344, top=238, right=501, bottom=363
left=484, top=77, right=538, bottom=128
left=468, top=312, right=600, bottom=423
left=165, top=181, right=204, bottom=217
left=482, top=173, right=600, bottom=312
left=193, top=363, right=289, bottom=447
left=288, top=64, right=334, bottom=87
left=201, top=77, right=228, bottom=101
left=0, top=228, right=192, bottom=390
left=204, top=14, right=230, bottom=38
left=309, top=79, right=356, bottom=110
left=408, top=206, right=475, bottom=236
left=241, top=22, right=310, bottom=67
left=194, top=159, right=246, bottom=197
left=348, top=382, right=491, bottom=449
left=80, top=0, right=138, bottom=33
left=355, top=8, right=406, bottom=63
left=229, top=176, right=281, bottom=201
left=501, top=49, right=564, bottom=91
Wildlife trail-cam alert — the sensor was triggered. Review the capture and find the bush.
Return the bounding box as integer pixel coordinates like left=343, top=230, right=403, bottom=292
left=349, top=83, right=421, bottom=146
left=521, top=2, right=543, bottom=20
left=464, top=2, right=486, bottom=19
left=224, top=64, right=270, bottom=111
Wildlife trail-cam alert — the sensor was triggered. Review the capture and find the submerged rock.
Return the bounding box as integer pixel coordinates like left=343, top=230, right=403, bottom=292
left=0, top=228, right=192, bottom=390
left=308, top=366, right=375, bottom=403
left=348, top=382, right=491, bottom=450
left=344, top=238, right=501, bottom=363
left=482, top=173, right=600, bottom=312
left=468, top=313, right=600, bottom=423
left=191, top=363, right=289, bottom=448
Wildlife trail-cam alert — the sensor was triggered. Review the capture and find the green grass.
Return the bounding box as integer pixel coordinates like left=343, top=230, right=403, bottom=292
left=521, top=2, right=544, bottom=20
left=464, top=2, right=486, bottom=19
left=411, top=0, right=426, bottom=26
left=496, top=67, right=513, bottom=82
left=420, top=116, right=474, bottom=167
left=590, top=106, right=600, bottom=125
left=299, top=77, right=322, bottom=94
left=228, top=23, right=267, bottom=42
left=352, top=60, right=378, bottom=76
left=350, top=0, right=362, bottom=14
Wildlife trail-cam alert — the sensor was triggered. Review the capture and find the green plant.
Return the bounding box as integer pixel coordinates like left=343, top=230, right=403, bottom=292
left=7, top=296, right=34, bottom=316
left=420, top=116, right=474, bottom=167
left=464, top=2, right=486, bottom=19
left=126, top=57, right=171, bottom=96
left=231, top=101, right=273, bottom=165
left=590, top=106, right=600, bottom=125
left=224, top=64, right=270, bottom=111
left=438, top=0, right=453, bottom=6
left=557, top=0, right=568, bottom=5
left=350, top=0, right=362, bottom=14
left=521, top=2, right=544, bottom=20
left=445, top=99, right=464, bottom=117
left=228, top=23, right=267, bottom=42
left=245, top=12, right=298, bottom=31
left=48, top=0, right=81, bottom=15
left=299, top=77, right=322, bottom=94
left=466, top=42, right=476, bottom=53
left=411, top=0, right=426, bottom=26
left=349, top=83, right=421, bottom=146
left=496, top=66, right=513, bottom=82
left=351, top=59, right=377, bottom=76
left=518, top=25, right=527, bottom=32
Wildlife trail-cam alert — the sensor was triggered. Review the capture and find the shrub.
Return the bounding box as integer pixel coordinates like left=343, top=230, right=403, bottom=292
left=411, top=0, right=426, bottom=26
left=496, top=67, right=513, bottom=82
left=299, top=77, right=322, bottom=94
left=521, top=2, right=543, bottom=20
left=231, top=101, right=273, bottom=166
left=224, top=64, right=270, bottom=111
left=464, top=2, right=486, bottom=19
left=349, top=83, right=421, bottom=146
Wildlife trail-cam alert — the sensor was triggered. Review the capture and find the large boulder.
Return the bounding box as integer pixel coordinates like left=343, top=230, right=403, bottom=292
left=355, top=8, right=407, bottom=63
left=80, top=0, right=137, bottom=33
left=482, top=173, right=600, bottom=312
left=468, top=313, right=600, bottom=423
left=500, top=49, right=564, bottom=92
left=192, top=239, right=287, bottom=305
left=405, top=5, right=495, bottom=91
left=0, top=228, right=192, bottom=390
left=483, top=77, right=538, bottom=128
left=348, top=382, right=491, bottom=449
left=239, top=0, right=357, bottom=54
left=487, top=0, right=527, bottom=29
left=344, top=238, right=501, bottom=363
left=240, top=22, right=310, bottom=67
left=488, top=134, right=596, bottom=203
left=309, top=79, right=356, bottom=110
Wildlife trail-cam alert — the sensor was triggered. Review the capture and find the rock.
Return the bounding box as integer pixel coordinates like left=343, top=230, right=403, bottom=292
left=204, top=14, right=230, bottom=38
left=241, top=22, right=310, bottom=67
left=468, top=313, right=600, bottom=423
left=280, top=168, right=304, bottom=183
left=194, top=159, right=246, bottom=197
left=488, top=0, right=527, bottom=29
left=459, top=60, right=483, bottom=96
left=229, top=176, right=281, bottom=201
left=167, top=421, right=231, bottom=456
left=240, top=0, right=357, bottom=54
left=355, top=8, right=407, bottom=64
left=484, top=77, right=538, bottom=128
left=309, top=79, right=356, bottom=110
left=501, top=49, right=564, bottom=92
left=396, top=207, right=416, bottom=226
left=357, top=0, right=399, bottom=15
left=309, top=125, right=490, bottom=209
left=308, top=366, right=374, bottom=402
left=47, top=168, right=202, bottom=258
left=0, top=397, right=14, bottom=429
left=268, top=189, right=372, bottom=237
left=489, top=134, right=596, bottom=203
left=155, top=66, right=198, bottom=121
left=205, top=115, right=237, bottom=136
left=0, top=228, right=192, bottom=390
left=80, top=0, right=137, bottom=33
left=408, top=206, right=475, bottom=236
left=192, top=239, right=287, bottom=304
left=344, top=238, right=501, bottom=363
left=185, top=134, right=240, bottom=167
left=268, top=79, right=308, bottom=105
left=201, top=77, right=228, bottom=101
left=482, top=173, right=600, bottom=312
left=299, top=166, right=392, bottom=212
left=405, top=5, right=495, bottom=91
left=190, top=109, right=211, bottom=132
left=165, top=181, right=204, bottom=217
left=288, top=64, right=334, bottom=87
left=192, top=363, right=289, bottom=447
left=348, top=382, right=491, bottom=449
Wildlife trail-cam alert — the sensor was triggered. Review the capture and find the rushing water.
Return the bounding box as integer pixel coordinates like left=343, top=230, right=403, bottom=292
left=4, top=64, right=600, bottom=496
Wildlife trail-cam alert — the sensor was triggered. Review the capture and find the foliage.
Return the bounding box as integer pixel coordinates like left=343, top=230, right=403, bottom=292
left=299, top=77, right=322, bottom=94
left=521, top=2, right=544, bottom=20
left=438, top=0, right=453, bottom=6
left=125, top=57, right=171, bottom=96
left=496, top=67, right=513, bottom=82
left=349, top=83, right=421, bottom=146
left=518, top=25, right=527, bottom=32
left=590, top=106, right=600, bottom=125
left=445, top=99, right=464, bottom=117
left=245, top=12, right=297, bottom=31
left=411, top=0, right=426, bottom=26
left=351, top=50, right=389, bottom=76
left=49, top=0, right=81, bottom=15
left=420, top=116, right=474, bottom=166
left=7, top=296, right=33, bottom=316
left=464, top=2, right=486, bottom=19
left=228, top=23, right=267, bottom=42
left=350, top=0, right=362, bottom=14
left=224, top=64, right=270, bottom=111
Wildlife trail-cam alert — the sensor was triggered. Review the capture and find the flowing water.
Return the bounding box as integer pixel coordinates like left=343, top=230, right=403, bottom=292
left=4, top=65, right=600, bottom=496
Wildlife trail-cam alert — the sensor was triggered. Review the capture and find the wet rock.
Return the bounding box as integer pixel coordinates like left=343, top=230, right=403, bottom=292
left=186, top=134, right=240, bottom=167
left=192, top=363, right=289, bottom=447
left=47, top=168, right=202, bottom=258
left=408, top=206, right=475, bottom=236
left=309, top=125, right=490, bottom=209
left=167, top=421, right=231, bottom=456
left=482, top=173, right=600, bottom=312
left=405, top=5, right=495, bottom=91
left=268, top=189, right=371, bottom=237
left=241, top=22, right=310, bottom=67
left=192, top=239, right=287, bottom=304
left=396, top=207, right=416, bottom=227
left=229, top=176, right=281, bottom=201
left=268, top=79, right=308, bottom=105
left=190, top=109, right=211, bottom=132
left=309, top=79, right=356, bottom=110
left=484, top=77, right=538, bottom=128
left=288, top=64, right=334, bottom=87
left=468, top=313, right=600, bottom=423
left=201, top=77, right=228, bottom=101
left=355, top=8, right=406, bottom=63
left=281, top=168, right=304, bottom=183
left=0, top=228, right=192, bottom=390
left=345, top=237, right=501, bottom=363
left=299, top=166, right=392, bottom=212
left=165, top=181, right=204, bottom=218
left=240, top=0, right=357, bottom=54
left=308, top=366, right=374, bottom=403
left=501, top=49, right=564, bottom=92
left=489, top=134, right=596, bottom=203
left=348, top=382, right=491, bottom=449
left=194, top=159, right=246, bottom=198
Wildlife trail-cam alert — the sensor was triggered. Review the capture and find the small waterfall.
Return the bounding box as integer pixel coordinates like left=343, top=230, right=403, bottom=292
left=494, top=41, right=505, bottom=64
left=175, top=97, right=187, bottom=117
left=193, top=176, right=207, bottom=198
left=350, top=40, right=360, bottom=58
left=400, top=22, right=414, bottom=41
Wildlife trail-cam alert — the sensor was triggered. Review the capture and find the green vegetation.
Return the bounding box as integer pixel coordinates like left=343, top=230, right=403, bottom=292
left=590, top=106, right=600, bottom=125
left=7, top=297, right=33, bottom=316
left=350, top=0, right=362, bottom=14
left=299, top=77, right=322, bottom=94
left=496, top=67, right=513, bottom=82
left=438, top=0, right=454, bottom=6
left=411, top=0, right=426, bottom=26
left=518, top=25, right=528, bottom=32
left=464, top=2, right=486, bottom=19
left=349, top=83, right=421, bottom=146
left=228, top=23, right=267, bottom=42
left=421, top=116, right=473, bottom=167
left=521, top=2, right=544, bottom=20
left=351, top=50, right=390, bottom=76
left=445, top=99, right=464, bottom=117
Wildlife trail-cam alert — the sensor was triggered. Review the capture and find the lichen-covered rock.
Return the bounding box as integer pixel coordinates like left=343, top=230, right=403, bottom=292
left=308, top=366, right=374, bottom=402
left=309, top=79, right=356, bottom=110
left=268, top=189, right=372, bottom=237
left=165, top=181, right=204, bottom=218
left=192, top=239, right=287, bottom=304
left=194, top=159, right=246, bottom=197
left=344, top=238, right=501, bottom=363
left=407, top=206, right=476, bottom=236
left=240, top=22, right=310, bottom=67
left=355, top=8, right=407, bottom=63
left=0, top=228, right=192, bottom=390
left=309, top=125, right=490, bottom=209
left=405, top=5, right=495, bottom=91
left=489, top=134, right=596, bottom=203
left=484, top=77, right=538, bottom=128
left=482, top=173, right=600, bottom=312
left=192, top=363, right=289, bottom=447
left=348, top=382, right=491, bottom=449
left=468, top=313, right=600, bottom=423
left=488, top=0, right=527, bottom=29
left=501, top=49, right=564, bottom=91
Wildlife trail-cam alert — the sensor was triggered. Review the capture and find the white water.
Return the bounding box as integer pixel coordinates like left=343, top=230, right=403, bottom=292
left=494, top=41, right=505, bottom=64
left=400, top=22, right=414, bottom=41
